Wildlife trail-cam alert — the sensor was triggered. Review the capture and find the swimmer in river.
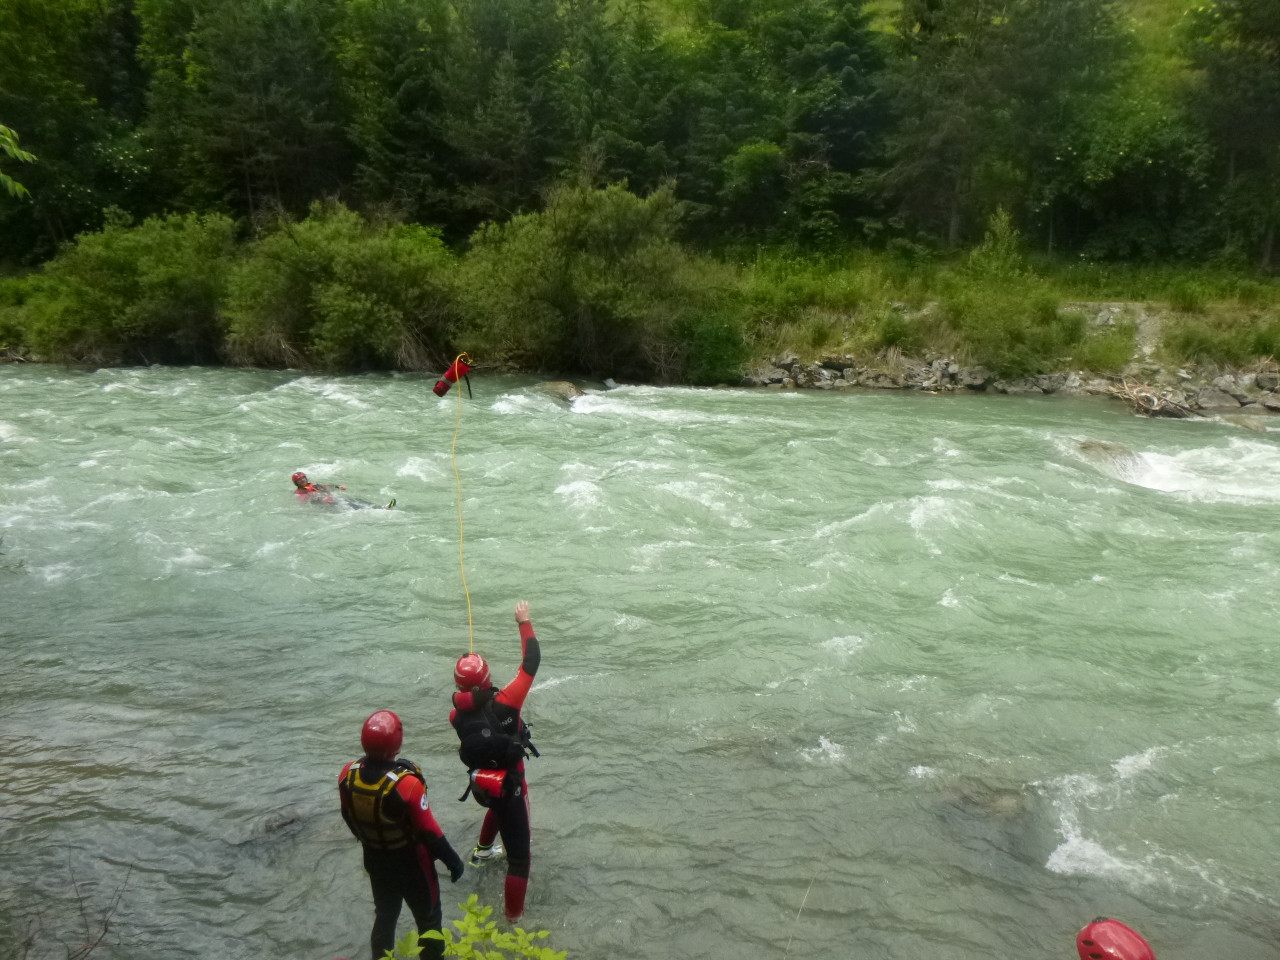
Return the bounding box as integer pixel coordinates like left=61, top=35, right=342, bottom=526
left=291, top=471, right=394, bottom=509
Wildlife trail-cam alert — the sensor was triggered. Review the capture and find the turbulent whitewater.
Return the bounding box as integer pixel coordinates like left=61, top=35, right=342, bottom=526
left=2, top=367, right=1278, bottom=959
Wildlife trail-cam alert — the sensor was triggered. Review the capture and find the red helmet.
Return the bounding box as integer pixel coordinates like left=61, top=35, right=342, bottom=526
left=454, top=653, right=491, bottom=691
left=1077, top=918, right=1156, bottom=960
left=292, top=471, right=308, bottom=487
left=360, top=710, right=403, bottom=760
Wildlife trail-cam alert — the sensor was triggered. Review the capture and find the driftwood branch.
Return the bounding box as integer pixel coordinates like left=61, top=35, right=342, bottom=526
left=1109, top=377, right=1201, bottom=418
left=62, top=857, right=132, bottom=960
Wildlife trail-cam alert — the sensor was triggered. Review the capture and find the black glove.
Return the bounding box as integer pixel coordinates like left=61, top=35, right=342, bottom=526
left=443, top=843, right=465, bottom=883
left=422, top=834, right=465, bottom=882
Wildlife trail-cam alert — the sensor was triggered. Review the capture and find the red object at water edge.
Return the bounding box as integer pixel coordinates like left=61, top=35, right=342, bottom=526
left=433, top=354, right=473, bottom=397
left=1077, top=918, right=1156, bottom=960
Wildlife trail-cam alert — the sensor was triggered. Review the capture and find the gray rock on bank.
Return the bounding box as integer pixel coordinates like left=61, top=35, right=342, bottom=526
left=741, top=352, right=1280, bottom=419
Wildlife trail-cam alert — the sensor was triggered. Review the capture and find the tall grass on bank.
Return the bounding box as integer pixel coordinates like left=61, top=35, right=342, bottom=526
left=1042, top=260, right=1280, bottom=311
left=1162, top=312, right=1280, bottom=367
left=734, top=247, right=935, bottom=359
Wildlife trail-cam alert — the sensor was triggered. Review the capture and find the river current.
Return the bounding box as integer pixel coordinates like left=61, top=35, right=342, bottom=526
left=1, top=366, right=1278, bottom=960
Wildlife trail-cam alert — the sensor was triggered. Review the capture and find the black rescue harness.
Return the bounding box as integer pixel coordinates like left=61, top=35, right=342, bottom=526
left=453, top=689, right=539, bottom=805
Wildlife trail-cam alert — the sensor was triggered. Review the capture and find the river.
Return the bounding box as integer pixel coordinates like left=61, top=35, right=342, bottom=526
left=2, top=366, right=1278, bottom=960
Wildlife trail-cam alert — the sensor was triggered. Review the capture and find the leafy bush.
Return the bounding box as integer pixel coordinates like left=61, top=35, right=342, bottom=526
left=868, top=307, right=923, bottom=354
left=941, top=280, right=1082, bottom=377
left=381, top=894, right=566, bottom=960
left=225, top=202, right=457, bottom=371
left=13, top=210, right=236, bottom=364
left=0, top=274, right=30, bottom=353
left=967, top=208, right=1026, bottom=281
left=457, top=182, right=742, bottom=383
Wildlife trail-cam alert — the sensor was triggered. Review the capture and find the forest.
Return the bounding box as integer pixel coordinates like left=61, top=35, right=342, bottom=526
left=1, top=0, right=1278, bottom=381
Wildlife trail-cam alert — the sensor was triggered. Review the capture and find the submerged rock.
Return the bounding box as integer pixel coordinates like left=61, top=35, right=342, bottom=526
left=537, top=380, right=586, bottom=403
left=1075, top=439, right=1144, bottom=478
left=1218, top=414, right=1270, bottom=433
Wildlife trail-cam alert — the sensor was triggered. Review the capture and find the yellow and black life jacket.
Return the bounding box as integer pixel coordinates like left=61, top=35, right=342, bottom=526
left=343, top=759, right=423, bottom=850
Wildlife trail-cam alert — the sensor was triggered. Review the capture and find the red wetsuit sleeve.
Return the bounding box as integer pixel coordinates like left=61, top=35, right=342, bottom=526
left=396, top=775, right=464, bottom=875
left=496, top=622, right=540, bottom=710
left=394, top=775, right=445, bottom=841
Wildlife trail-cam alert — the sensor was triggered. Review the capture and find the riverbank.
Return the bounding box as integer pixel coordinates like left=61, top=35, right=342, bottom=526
left=736, top=301, right=1280, bottom=422
left=4, top=198, right=1280, bottom=390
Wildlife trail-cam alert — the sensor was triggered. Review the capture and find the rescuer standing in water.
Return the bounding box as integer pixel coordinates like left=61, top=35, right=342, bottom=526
left=338, top=710, right=465, bottom=959
left=450, top=600, right=541, bottom=923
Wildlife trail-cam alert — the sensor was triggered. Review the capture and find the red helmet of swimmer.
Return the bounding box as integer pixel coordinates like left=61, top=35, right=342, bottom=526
left=454, top=653, right=491, bottom=691
left=360, top=710, right=403, bottom=760
left=1076, top=918, right=1156, bottom=960
left=292, top=471, right=308, bottom=488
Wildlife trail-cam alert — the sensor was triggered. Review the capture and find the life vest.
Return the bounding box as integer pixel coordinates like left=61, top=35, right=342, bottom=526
left=343, top=758, right=424, bottom=850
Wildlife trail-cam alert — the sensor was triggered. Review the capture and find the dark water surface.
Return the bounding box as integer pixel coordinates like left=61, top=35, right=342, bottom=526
left=2, top=367, right=1278, bottom=959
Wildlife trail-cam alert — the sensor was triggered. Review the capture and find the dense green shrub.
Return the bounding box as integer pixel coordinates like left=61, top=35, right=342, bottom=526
left=0, top=274, right=29, bottom=353
left=225, top=202, right=457, bottom=371
left=382, top=894, right=565, bottom=960
left=457, top=182, right=745, bottom=384
left=940, top=280, right=1084, bottom=377
left=966, top=208, right=1027, bottom=282
left=10, top=210, right=236, bottom=364
left=868, top=307, right=924, bottom=354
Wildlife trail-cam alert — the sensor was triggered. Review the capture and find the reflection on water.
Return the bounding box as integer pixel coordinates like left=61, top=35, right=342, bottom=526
left=2, top=368, right=1279, bottom=959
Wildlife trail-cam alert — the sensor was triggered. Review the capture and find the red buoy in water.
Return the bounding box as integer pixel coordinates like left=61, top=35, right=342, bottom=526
left=1077, top=917, right=1156, bottom=960
left=433, top=354, right=473, bottom=397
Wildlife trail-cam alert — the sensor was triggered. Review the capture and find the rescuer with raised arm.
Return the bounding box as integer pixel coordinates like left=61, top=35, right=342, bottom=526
left=449, top=600, right=541, bottom=923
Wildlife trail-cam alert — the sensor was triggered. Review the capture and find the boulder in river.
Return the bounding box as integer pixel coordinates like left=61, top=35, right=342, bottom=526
left=538, top=380, right=586, bottom=403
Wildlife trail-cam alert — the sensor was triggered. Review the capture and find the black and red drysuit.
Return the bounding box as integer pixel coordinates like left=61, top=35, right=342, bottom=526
left=338, top=756, right=464, bottom=959
left=449, top=618, right=540, bottom=922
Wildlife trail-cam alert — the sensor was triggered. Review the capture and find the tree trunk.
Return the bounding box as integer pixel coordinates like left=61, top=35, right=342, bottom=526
left=948, top=174, right=963, bottom=248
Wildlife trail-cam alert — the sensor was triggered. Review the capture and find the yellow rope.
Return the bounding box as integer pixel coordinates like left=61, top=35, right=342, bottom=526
left=447, top=352, right=475, bottom=653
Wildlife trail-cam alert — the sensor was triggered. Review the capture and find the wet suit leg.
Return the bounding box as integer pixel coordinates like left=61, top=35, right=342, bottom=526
left=477, top=808, right=500, bottom=848
left=365, top=846, right=444, bottom=960
left=495, top=779, right=531, bottom=922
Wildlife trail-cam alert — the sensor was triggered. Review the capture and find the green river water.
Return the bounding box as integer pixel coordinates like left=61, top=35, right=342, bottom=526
left=1, top=366, right=1278, bottom=960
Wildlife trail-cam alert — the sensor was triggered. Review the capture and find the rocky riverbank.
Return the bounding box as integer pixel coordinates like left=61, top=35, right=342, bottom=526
left=738, top=302, right=1280, bottom=421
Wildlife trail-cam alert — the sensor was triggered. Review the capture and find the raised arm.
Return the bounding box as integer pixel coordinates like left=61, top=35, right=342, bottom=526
left=497, top=601, right=540, bottom=709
